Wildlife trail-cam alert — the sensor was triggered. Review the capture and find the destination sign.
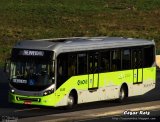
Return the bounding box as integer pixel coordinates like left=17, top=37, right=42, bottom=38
left=13, top=79, right=27, bottom=84
left=11, top=48, right=54, bottom=62
left=21, top=50, right=44, bottom=56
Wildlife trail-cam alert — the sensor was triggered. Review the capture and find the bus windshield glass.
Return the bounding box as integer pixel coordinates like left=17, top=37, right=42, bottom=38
left=10, top=60, right=54, bottom=91
left=9, top=49, right=54, bottom=91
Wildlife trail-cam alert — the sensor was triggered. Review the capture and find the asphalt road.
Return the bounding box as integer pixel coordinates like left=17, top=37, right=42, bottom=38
left=0, top=68, right=160, bottom=122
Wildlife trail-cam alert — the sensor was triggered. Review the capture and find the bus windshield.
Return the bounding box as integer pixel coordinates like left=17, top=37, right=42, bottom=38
left=10, top=60, right=54, bottom=91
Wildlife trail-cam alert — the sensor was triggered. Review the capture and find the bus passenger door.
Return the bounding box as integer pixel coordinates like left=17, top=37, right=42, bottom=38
left=88, top=52, right=99, bottom=91
left=132, top=49, right=143, bottom=84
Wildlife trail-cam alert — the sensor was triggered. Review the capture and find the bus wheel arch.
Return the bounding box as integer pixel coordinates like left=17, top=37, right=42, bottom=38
left=117, top=83, right=128, bottom=102
left=67, top=89, right=78, bottom=108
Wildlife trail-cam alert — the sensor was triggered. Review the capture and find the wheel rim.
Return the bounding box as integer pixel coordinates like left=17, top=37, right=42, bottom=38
left=120, top=88, right=125, bottom=100
left=68, top=96, right=74, bottom=107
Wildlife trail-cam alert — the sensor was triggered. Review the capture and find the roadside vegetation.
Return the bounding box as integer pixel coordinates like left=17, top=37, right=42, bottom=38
left=0, top=0, right=160, bottom=66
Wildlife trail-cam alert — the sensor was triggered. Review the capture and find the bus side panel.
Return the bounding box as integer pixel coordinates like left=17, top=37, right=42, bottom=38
left=142, top=67, right=156, bottom=92
left=128, top=67, right=156, bottom=97
left=55, top=75, right=88, bottom=106
left=104, top=70, right=133, bottom=99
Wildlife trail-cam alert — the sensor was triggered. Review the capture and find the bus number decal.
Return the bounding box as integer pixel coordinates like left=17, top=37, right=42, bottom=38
left=60, top=88, right=65, bottom=91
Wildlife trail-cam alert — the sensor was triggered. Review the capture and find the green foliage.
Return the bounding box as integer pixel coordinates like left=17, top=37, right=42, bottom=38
left=0, top=0, right=160, bottom=66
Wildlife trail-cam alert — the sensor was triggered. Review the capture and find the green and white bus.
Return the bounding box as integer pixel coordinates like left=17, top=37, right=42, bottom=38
left=8, top=37, right=156, bottom=108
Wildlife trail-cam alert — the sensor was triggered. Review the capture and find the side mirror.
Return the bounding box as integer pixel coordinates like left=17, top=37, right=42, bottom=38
left=4, top=58, right=10, bottom=73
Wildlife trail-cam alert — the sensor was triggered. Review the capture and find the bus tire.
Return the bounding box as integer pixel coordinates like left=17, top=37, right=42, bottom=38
left=66, top=92, right=77, bottom=109
left=117, top=85, right=127, bottom=103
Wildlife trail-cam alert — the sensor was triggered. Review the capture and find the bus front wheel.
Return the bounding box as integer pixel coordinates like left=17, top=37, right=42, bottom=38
left=67, top=93, right=76, bottom=109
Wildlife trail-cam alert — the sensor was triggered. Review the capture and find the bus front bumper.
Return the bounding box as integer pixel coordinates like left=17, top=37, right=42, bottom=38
left=9, top=92, right=57, bottom=107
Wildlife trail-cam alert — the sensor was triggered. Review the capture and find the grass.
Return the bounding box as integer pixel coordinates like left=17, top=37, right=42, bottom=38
left=0, top=0, right=160, bottom=66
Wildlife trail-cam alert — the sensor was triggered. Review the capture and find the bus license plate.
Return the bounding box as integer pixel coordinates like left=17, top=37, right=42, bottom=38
left=24, top=101, right=32, bottom=105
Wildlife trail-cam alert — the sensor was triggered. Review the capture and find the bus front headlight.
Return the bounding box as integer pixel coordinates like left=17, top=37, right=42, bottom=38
left=43, top=89, right=54, bottom=96
left=10, top=89, right=15, bottom=94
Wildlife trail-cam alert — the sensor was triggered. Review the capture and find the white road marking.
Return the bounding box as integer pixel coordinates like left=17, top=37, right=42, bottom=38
left=14, top=108, right=40, bottom=112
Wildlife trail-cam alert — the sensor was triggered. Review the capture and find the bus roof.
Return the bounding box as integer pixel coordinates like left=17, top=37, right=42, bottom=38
left=14, top=37, right=155, bottom=53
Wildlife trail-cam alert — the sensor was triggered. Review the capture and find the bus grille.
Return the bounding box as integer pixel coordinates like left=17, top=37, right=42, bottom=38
left=16, top=97, right=41, bottom=102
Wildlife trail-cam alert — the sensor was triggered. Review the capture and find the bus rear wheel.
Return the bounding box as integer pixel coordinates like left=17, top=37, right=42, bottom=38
left=117, top=86, right=127, bottom=102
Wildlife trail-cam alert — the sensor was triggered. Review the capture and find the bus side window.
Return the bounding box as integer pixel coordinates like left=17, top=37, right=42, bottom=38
left=111, top=50, right=121, bottom=71
left=100, top=51, right=110, bottom=72
left=77, top=53, right=87, bottom=75
left=132, top=49, right=142, bottom=69
left=132, top=50, right=137, bottom=69
left=68, top=54, right=77, bottom=77
left=57, top=53, right=68, bottom=88
left=137, top=50, right=142, bottom=68
left=143, top=46, right=154, bottom=67
left=122, top=49, right=131, bottom=70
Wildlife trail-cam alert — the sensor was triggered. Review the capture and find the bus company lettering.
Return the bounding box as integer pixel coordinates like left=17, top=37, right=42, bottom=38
left=22, top=50, right=44, bottom=56
left=124, top=110, right=150, bottom=115
left=77, top=80, right=87, bottom=85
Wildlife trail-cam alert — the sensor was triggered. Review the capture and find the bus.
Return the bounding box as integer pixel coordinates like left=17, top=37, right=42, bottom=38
left=7, top=37, right=156, bottom=108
